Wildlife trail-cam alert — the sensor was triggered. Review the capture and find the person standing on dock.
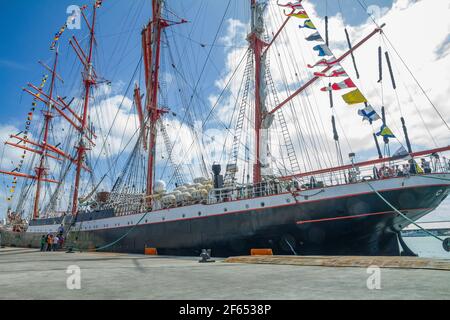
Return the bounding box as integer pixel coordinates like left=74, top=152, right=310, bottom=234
left=58, top=235, right=64, bottom=249
left=57, top=224, right=64, bottom=237
left=53, top=235, right=59, bottom=251
left=47, top=234, right=53, bottom=251
left=40, top=235, right=46, bottom=252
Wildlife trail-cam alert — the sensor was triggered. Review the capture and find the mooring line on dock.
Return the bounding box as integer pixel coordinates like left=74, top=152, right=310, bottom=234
left=366, top=181, right=450, bottom=252
left=416, top=174, right=450, bottom=182
left=68, top=211, right=151, bottom=253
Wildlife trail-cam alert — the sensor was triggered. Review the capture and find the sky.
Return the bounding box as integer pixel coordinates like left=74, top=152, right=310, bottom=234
left=0, top=0, right=449, bottom=221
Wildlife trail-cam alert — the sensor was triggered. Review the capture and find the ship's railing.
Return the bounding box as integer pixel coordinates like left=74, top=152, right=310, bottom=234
left=207, top=180, right=295, bottom=205
left=92, top=156, right=450, bottom=215
left=100, top=192, right=147, bottom=216
left=289, top=156, right=450, bottom=190
left=208, top=156, right=450, bottom=205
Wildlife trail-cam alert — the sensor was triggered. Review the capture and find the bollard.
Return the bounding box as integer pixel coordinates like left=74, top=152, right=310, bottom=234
left=199, top=249, right=215, bottom=263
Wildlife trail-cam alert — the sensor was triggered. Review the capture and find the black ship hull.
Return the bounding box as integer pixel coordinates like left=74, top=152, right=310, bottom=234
left=68, top=185, right=448, bottom=256
left=2, top=175, right=450, bottom=257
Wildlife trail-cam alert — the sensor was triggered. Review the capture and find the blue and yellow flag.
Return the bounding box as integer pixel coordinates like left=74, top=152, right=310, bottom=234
left=299, top=20, right=316, bottom=30
left=376, top=124, right=395, bottom=139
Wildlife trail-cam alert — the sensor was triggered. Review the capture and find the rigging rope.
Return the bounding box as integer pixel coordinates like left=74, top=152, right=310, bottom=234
left=354, top=0, right=450, bottom=131
left=365, top=180, right=445, bottom=243
left=159, top=48, right=250, bottom=180
left=382, top=34, right=450, bottom=131
left=164, top=0, right=233, bottom=169
left=90, top=57, right=142, bottom=180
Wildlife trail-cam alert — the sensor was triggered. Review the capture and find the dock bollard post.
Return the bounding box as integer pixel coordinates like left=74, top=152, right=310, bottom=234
left=199, top=249, right=215, bottom=263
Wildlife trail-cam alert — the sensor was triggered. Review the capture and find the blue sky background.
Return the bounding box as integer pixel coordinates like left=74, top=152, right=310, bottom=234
left=0, top=0, right=392, bottom=126
left=0, top=0, right=448, bottom=222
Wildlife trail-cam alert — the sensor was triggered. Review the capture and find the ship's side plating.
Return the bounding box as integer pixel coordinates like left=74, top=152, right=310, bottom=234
left=4, top=174, right=447, bottom=256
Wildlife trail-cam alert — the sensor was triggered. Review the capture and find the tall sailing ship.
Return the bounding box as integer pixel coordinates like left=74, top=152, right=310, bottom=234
left=1, top=0, right=450, bottom=256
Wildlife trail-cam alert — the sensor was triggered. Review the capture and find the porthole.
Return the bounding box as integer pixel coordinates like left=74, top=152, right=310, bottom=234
left=286, top=198, right=291, bottom=203
left=261, top=202, right=265, bottom=207
left=162, top=217, right=165, bottom=221
left=182, top=214, right=186, bottom=218
left=198, top=212, right=202, bottom=216
left=245, top=204, right=250, bottom=209
left=224, top=208, right=228, bottom=212
left=145, top=220, right=148, bottom=223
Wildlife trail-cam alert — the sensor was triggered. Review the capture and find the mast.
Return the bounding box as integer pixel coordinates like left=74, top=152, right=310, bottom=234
left=249, top=0, right=268, bottom=184
left=142, top=0, right=186, bottom=201
left=71, top=4, right=98, bottom=215
left=33, top=51, right=59, bottom=219
left=146, top=0, right=165, bottom=201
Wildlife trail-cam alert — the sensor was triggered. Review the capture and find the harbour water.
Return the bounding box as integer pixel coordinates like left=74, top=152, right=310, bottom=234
left=403, top=236, right=450, bottom=259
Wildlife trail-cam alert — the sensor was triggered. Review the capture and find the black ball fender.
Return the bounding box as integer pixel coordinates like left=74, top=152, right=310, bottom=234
left=443, top=238, right=450, bottom=252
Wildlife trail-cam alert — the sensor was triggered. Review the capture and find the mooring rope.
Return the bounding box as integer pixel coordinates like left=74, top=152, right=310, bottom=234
left=365, top=181, right=444, bottom=243
left=284, top=237, right=298, bottom=256
left=414, top=174, right=450, bottom=182
left=68, top=174, right=450, bottom=253
left=68, top=210, right=151, bottom=252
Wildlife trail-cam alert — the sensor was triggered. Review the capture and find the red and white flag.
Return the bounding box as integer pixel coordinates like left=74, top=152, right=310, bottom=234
left=314, top=67, right=347, bottom=78
left=320, top=78, right=356, bottom=91
left=307, top=58, right=339, bottom=68
left=277, top=1, right=303, bottom=8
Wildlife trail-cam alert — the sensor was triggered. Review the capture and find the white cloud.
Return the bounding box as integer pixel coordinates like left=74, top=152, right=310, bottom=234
left=207, top=0, right=450, bottom=219
left=0, top=81, right=142, bottom=219
left=0, top=124, right=37, bottom=218
left=219, top=18, right=249, bottom=48
left=1, top=0, right=449, bottom=223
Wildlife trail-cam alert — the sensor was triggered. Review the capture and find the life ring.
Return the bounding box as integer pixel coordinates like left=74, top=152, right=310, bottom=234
left=378, top=166, right=393, bottom=179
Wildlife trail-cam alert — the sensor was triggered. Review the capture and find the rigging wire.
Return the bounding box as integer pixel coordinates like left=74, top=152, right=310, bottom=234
left=382, top=34, right=450, bottom=131
left=366, top=181, right=445, bottom=243
left=162, top=0, right=232, bottom=172
left=161, top=49, right=251, bottom=182
left=354, top=0, right=450, bottom=131
left=269, top=4, right=336, bottom=173
left=90, top=58, right=143, bottom=180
